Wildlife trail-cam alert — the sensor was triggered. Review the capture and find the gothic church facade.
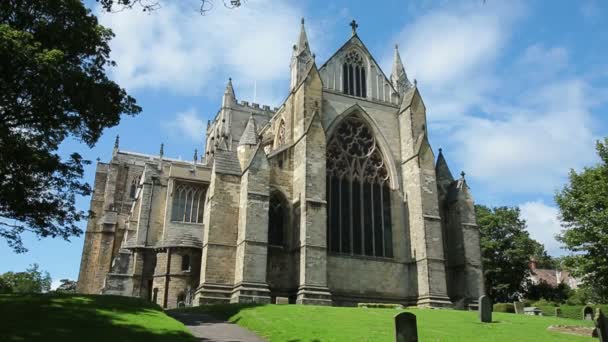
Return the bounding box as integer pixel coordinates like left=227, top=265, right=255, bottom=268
left=77, top=20, right=484, bottom=309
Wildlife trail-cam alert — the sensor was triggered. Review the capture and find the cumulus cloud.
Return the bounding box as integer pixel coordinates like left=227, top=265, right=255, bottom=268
left=387, top=1, right=600, bottom=195
left=97, top=0, right=303, bottom=95
left=520, top=201, right=564, bottom=256
left=166, top=108, right=205, bottom=141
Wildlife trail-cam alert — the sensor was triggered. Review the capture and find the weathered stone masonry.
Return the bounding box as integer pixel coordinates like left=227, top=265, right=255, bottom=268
left=77, top=19, right=484, bottom=309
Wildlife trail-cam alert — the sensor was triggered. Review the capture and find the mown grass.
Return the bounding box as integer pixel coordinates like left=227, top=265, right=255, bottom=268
left=0, top=293, right=196, bottom=342
left=174, top=303, right=596, bottom=342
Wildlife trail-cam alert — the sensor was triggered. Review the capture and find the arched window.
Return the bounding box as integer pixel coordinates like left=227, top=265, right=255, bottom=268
left=171, top=181, right=206, bottom=223
left=181, top=255, right=191, bottom=271
left=268, top=191, right=286, bottom=246
left=326, top=114, right=393, bottom=257
left=342, top=51, right=367, bottom=98
left=129, top=175, right=140, bottom=199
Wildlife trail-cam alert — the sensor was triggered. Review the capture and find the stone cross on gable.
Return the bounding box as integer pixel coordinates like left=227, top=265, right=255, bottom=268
left=350, top=19, right=358, bottom=36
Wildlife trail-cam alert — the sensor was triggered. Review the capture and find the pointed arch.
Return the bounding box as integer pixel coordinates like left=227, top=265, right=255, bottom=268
left=326, top=104, right=399, bottom=190
left=268, top=189, right=289, bottom=247
left=273, top=117, right=287, bottom=149
left=326, top=110, right=394, bottom=258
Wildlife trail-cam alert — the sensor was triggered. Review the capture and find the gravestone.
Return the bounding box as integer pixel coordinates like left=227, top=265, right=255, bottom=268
left=584, top=306, right=594, bottom=320
left=479, top=295, right=492, bottom=323
left=275, top=296, right=289, bottom=304
left=394, top=312, right=417, bottom=342
left=513, top=301, right=524, bottom=314
left=555, top=307, right=562, bottom=317
left=595, top=309, right=607, bottom=342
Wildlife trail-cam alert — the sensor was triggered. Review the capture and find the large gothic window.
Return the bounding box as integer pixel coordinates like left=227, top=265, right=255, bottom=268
left=171, top=181, right=206, bottom=223
left=342, top=51, right=367, bottom=98
left=268, top=191, right=286, bottom=246
left=326, top=115, right=393, bottom=257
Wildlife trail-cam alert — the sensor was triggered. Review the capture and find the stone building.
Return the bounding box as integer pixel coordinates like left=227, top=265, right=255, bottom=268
left=77, top=19, right=484, bottom=309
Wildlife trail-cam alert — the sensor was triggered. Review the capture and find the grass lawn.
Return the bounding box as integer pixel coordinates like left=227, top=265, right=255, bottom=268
left=174, top=304, right=596, bottom=342
left=0, top=293, right=196, bottom=342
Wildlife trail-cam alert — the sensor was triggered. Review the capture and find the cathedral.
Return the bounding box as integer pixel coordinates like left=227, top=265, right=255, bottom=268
left=77, top=19, right=484, bottom=309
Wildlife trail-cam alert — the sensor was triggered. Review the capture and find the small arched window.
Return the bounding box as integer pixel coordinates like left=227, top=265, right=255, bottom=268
left=268, top=191, right=286, bottom=246
left=342, top=51, right=367, bottom=98
left=181, top=255, right=191, bottom=271
left=129, top=175, right=140, bottom=198
left=171, top=181, right=206, bottom=223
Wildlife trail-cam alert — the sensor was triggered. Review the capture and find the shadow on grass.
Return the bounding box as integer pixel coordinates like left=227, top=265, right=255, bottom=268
left=169, top=303, right=266, bottom=322
left=0, top=293, right=196, bottom=342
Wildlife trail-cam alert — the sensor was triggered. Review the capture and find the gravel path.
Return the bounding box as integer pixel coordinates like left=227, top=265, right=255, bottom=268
left=169, top=311, right=266, bottom=342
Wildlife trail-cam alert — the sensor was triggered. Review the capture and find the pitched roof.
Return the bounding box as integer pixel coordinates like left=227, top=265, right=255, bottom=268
left=213, top=149, right=241, bottom=175
left=238, top=115, right=258, bottom=146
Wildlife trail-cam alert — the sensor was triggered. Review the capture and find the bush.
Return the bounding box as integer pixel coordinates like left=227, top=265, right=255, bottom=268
left=493, top=303, right=515, bottom=313
left=357, top=303, right=403, bottom=309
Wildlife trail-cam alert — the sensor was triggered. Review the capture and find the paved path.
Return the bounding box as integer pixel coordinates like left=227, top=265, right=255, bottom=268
left=169, top=311, right=266, bottom=342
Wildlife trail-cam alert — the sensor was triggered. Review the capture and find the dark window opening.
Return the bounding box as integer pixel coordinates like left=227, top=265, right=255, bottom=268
left=171, top=182, right=206, bottom=223
left=326, top=114, right=392, bottom=258
left=181, top=255, right=191, bottom=271
left=268, top=192, right=286, bottom=246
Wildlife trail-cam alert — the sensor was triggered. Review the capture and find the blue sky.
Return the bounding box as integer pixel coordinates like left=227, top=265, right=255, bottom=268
left=2, top=0, right=608, bottom=287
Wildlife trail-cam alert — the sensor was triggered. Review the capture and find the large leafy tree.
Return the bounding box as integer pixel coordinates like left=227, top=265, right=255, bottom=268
left=0, top=1, right=140, bottom=252
left=555, top=137, right=608, bottom=302
left=96, top=0, right=243, bottom=13
left=476, top=205, right=537, bottom=302
left=0, top=263, right=52, bottom=293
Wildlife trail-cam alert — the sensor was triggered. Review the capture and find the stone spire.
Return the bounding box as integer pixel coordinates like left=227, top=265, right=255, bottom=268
left=113, top=135, right=119, bottom=155
left=238, top=114, right=258, bottom=146
left=391, top=44, right=412, bottom=96
left=436, top=148, right=454, bottom=200
left=193, top=148, right=198, bottom=163
left=159, top=143, right=164, bottom=159
left=222, top=77, right=236, bottom=108
left=294, top=18, right=311, bottom=57
left=290, top=18, right=313, bottom=90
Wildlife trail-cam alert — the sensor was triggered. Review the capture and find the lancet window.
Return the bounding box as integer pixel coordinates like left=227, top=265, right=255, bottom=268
left=268, top=191, right=286, bottom=247
left=171, top=181, right=206, bottom=223
left=129, top=175, right=140, bottom=199
left=342, top=50, right=367, bottom=98
left=326, top=114, right=393, bottom=257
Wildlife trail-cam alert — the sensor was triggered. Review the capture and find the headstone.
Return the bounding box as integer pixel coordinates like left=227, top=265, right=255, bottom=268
left=584, top=306, right=594, bottom=320
left=479, top=295, right=492, bottom=323
left=595, top=309, right=608, bottom=342
left=555, top=307, right=562, bottom=317
left=275, top=296, right=289, bottom=305
left=394, top=312, right=417, bottom=342
left=514, top=301, right=524, bottom=314
left=524, top=307, right=542, bottom=316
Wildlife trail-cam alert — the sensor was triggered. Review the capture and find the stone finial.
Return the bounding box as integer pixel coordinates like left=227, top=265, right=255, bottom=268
left=222, top=77, right=236, bottom=108
left=391, top=44, right=412, bottom=94
left=350, top=19, right=358, bottom=36
left=461, top=171, right=466, bottom=179
left=159, top=143, right=164, bottom=159
left=414, top=78, right=418, bottom=86
left=193, top=148, right=198, bottom=163
left=114, top=135, right=119, bottom=150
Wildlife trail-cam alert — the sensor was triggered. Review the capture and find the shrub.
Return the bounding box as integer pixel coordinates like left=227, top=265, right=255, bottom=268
left=357, top=303, right=403, bottom=309
left=493, top=303, right=515, bottom=313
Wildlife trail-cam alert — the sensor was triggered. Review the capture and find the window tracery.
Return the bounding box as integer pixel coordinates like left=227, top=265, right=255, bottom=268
left=326, top=114, right=392, bottom=257
left=171, top=181, right=206, bottom=223
left=342, top=50, right=367, bottom=98
left=129, top=174, right=141, bottom=199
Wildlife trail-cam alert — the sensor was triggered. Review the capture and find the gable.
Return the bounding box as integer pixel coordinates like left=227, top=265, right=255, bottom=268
left=319, top=35, right=399, bottom=105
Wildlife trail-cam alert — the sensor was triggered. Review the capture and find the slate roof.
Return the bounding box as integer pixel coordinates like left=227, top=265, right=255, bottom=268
left=214, top=149, right=241, bottom=175
left=238, top=115, right=258, bottom=146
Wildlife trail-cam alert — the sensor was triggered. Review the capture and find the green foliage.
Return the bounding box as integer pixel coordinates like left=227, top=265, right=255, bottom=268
left=526, top=281, right=573, bottom=303
left=555, top=137, right=608, bottom=302
left=55, top=279, right=77, bottom=293
left=0, top=264, right=51, bottom=293
left=0, top=293, right=196, bottom=341
left=493, top=303, right=515, bottom=313
left=476, top=205, right=537, bottom=302
left=0, top=1, right=141, bottom=252
left=357, top=303, right=403, bottom=309
left=530, top=240, right=558, bottom=269
left=566, top=287, right=594, bottom=305
left=174, top=303, right=594, bottom=341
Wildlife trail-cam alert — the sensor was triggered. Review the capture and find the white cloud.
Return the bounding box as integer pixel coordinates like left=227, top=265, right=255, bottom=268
left=97, top=0, right=303, bottom=95
left=166, top=108, right=205, bottom=141
left=50, top=279, right=62, bottom=291
left=520, top=201, right=564, bottom=256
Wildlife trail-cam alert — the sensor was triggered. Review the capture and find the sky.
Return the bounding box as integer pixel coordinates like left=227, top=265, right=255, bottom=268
left=2, top=0, right=608, bottom=288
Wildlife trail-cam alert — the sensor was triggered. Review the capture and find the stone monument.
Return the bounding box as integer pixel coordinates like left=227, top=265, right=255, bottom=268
left=394, top=312, right=418, bottom=342
left=479, top=295, right=492, bottom=323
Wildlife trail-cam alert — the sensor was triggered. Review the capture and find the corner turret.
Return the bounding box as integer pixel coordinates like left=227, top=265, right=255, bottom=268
left=290, top=18, right=314, bottom=90
left=391, top=45, right=412, bottom=97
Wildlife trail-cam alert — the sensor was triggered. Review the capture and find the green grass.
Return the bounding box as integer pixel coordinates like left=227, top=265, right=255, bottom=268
left=174, top=304, right=596, bottom=342
left=0, top=293, right=196, bottom=342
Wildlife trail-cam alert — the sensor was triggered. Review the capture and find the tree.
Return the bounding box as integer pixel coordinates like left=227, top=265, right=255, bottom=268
left=96, top=0, right=243, bottom=14
left=0, top=1, right=141, bottom=252
left=476, top=205, right=537, bottom=302
left=555, top=137, right=608, bottom=302
left=0, top=263, right=52, bottom=293
left=531, top=240, right=558, bottom=269
left=55, top=279, right=77, bottom=293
